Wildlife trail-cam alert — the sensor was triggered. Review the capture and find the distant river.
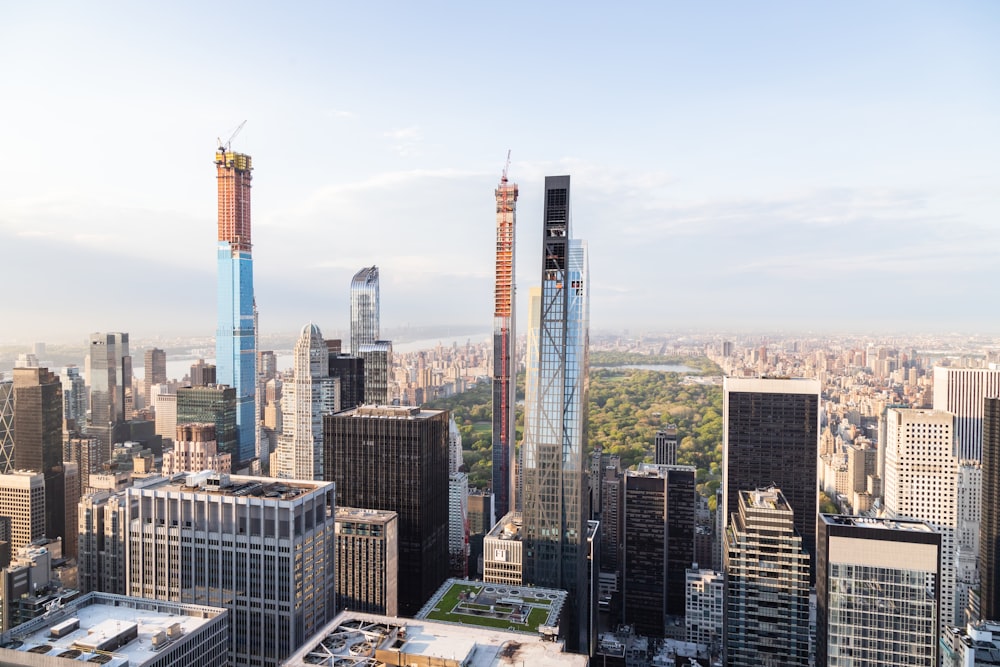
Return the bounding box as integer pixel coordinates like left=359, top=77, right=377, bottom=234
left=594, top=364, right=699, bottom=373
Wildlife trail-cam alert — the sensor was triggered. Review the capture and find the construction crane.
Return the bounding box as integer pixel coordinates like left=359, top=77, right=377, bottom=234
left=217, top=120, right=247, bottom=152
left=501, top=149, right=511, bottom=183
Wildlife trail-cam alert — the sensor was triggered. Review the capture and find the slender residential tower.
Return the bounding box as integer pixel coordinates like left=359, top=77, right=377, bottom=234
left=215, top=144, right=256, bottom=465
left=492, top=156, right=518, bottom=522
left=350, top=266, right=379, bottom=354
left=521, top=175, right=590, bottom=652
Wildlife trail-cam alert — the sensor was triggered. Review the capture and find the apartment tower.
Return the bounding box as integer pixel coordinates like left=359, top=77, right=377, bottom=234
left=334, top=506, right=399, bottom=616
left=13, top=367, right=64, bottom=544
left=932, top=366, right=1000, bottom=461
left=980, top=397, right=1000, bottom=619
left=350, top=266, right=379, bottom=354
left=215, top=146, right=256, bottom=465
left=521, top=175, right=591, bottom=651
left=492, top=159, right=518, bottom=521
left=143, top=347, right=166, bottom=409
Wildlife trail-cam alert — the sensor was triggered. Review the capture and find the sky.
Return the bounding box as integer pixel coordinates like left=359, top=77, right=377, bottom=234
left=2, top=2, right=999, bottom=343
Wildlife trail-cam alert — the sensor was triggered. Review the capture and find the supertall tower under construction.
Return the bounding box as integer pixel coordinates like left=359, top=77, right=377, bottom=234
left=215, top=139, right=256, bottom=465
left=492, top=157, right=518, bottom=522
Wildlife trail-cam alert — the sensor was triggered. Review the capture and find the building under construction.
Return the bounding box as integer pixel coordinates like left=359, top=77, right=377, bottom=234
left=492, top=156, right=518, bottom=524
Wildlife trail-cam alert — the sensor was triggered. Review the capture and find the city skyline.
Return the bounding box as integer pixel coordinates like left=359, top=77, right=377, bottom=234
left=2, top=4, right=999, bottom=341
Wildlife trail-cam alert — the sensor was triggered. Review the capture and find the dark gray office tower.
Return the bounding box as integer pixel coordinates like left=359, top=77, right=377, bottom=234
left=328, top=352, right=365, bottom=410
left=86, top=332, right=131, bottom=457
left=623, top=464, right=695, bottom=637
left=176, top=385, right=237, bottom=460
left=12, top=367, right=64, bottom=544
left=143, top=347, right=166, bottom=408
left=357, top=341, right=391, bottom=406
left=981, top=397, right=1000, bottom=620
left=521, top=175, right=591, bottom=652
left=723, top=377, right=820, bottom=577
left=323, top=405, right=449, bottom=616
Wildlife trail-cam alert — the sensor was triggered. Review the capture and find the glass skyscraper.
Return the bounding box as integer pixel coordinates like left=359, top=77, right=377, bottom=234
left=350, top=266, right=379, bottom=354
left=521, top=175, right=590, bottom=651
left=215, top=148, right=256, bottom=464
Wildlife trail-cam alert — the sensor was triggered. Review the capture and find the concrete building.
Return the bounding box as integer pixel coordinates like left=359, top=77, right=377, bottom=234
left=685, top=568, right=724, bottom=649
left=943, top=620, right=1000, bottom=666
left=817, top=514, right=941, bottom=667
left=324, top=405, right=449, bottom=616
left=884, top=408, right=960, bottom=628
left=284, top=611, right=587, bottom=667
left=176, top=385, right=237, bottom=462
left=0, top=472, right=45, bottom=552
left=0, top=592, right=228, bottom=667
left=483, top=511, right=524, bottom=585
left=655, top=424, right=679, bottom=465
left=142, top=347, right=166, bottom=410
left=980, top=397, right=1000, bottom=621
left=932, top=366, right=1000, bottom=461
left=335, top=507, right=398, bottom=616
left=153, top=389, right=177, bottom=440
left=161, top=423, right=232, bottom=475
left=357, top=341, right=392, bottom=406
left=724, top=487, right=810, bottom=667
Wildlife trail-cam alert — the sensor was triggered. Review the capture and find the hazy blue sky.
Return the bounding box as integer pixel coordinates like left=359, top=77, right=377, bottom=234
left=2, top=2, right=999, bottom=342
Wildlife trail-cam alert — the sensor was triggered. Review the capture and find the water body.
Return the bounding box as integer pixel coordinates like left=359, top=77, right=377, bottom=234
left=594, top=364, right=699, bottom=373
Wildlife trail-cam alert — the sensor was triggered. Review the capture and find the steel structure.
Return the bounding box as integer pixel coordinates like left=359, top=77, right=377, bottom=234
left=492, top=155, right=518, bottom=521
left=215, top=146, right=256, bottom=464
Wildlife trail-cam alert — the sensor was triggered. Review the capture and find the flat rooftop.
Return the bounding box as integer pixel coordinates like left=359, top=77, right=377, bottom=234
left=0, top=593, right=225, bottom=667
left=417, top=579, right=565, bottom=635
left=336, top=507, right=398, bottom=524
left=485, top=512, right=522, bottom=541
left=821, top=514, right=935, bottom=533
left=131, top=472, right=331, bottom=500
left=341, top=405, right=445, bottom=420
left=283, top=611, right=587, bottom=667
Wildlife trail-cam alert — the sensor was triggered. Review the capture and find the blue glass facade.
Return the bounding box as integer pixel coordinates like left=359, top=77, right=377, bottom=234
left=216, top=242, right=256, bottom=463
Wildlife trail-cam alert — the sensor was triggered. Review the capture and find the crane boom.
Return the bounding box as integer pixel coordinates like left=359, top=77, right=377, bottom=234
left=501, top=149, right=511, bottom=183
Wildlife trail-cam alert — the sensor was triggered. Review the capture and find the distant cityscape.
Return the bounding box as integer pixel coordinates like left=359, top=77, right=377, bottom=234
left=1, top=142, right=999, bottom=667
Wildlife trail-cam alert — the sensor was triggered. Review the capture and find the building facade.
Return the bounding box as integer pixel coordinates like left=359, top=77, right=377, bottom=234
left=12, top=367, right=63, bottom=545
left=357, top=341, right=392, bottom=406
left=86, top=332, right=131, bottom=456
left=980, top=397, right=1000, bottom=620
left=334, top=506, right=398, bottom=616
left=724, top=487, right=810, bottom=667
left=654, top=424, right=679, bottom=466
left=162, top=424, right=232, bottom=475
left=0, top=472, right=45, bottom=552
left=685, top=568, right=724, bottom=649
left=817, top=514, right=940, bottom=667
left=214, top=148, right=256, bottom=465
left=623, top=464, right=696, bottom=636
left=143, top=347, right=166, bottom=410
left=492, top=165, right=518, bottom=521
left=483, top=511, right=524, bottom=585
left=350, top=266, right=379, bottom=355
left=176, top=385, right=237, bottom=462
left=722, top=376, right=820, bottom=574
left=521, top=175, right=590, bottom=651
left=324, top=405, right=449, bottom=616
left=932, top=366, right=1000, bottom=461
left=0, top=382, right=12, bottom=474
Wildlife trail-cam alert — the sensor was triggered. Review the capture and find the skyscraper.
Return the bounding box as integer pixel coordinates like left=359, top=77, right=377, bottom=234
left=654, top=424, right=679, bottom=465
left=86, top=332, right=131, bottom=457
left=932, top=366, right=1000, bottom=461
left=143, top=347, right=166, bottom=409
left=982, top=397, right=1000, bottom=620
left=492, top=162, right=518, bottom=521
left=0, top=381, right=13, bottom=474
left=350, top=266, right=379, bottom=354
left=817, top=514, right=940, bottom=666
left=724, top=487, right=810, bottom=666
left=274, top=324, right=339, bottom=480
left=176, top=385, right=237, bottom=460
left=215, top=146, right=256, bottom=465
left=357, top=341, right=392, bottom=406
left=521, top=175, right=590, bottom=651
left=722, top=376, right=820, bottom=573
left=883, top=408, right=960, bottom=629
left=623, top=464, right=695, bottom=637
left=335, top=506, right=399, bottom=616
left=324, top=405, right=449, bottom=616
left=13, top=367, right=64, bottom=545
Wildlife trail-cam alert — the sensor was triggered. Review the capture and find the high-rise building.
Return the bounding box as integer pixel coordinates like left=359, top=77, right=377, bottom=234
left=215, top=147, right=256, bottom=465
left=492, top=163, right=518, bottom=521
left=12, top=367, right=64, bottom=545
left=324, top=405, right=449, bottom=616
left=0, top=381, right=13, bottom=474
left=722, top=376, right=820, bottom=574
left=121, top=473, right=335, bottom=667
left=483, top=511, right=525, bottom=585
left=143, top=347, right=166, bottom=409
left=980, top=397, right=1000, bottom=620
left=334, top=506, right=399, bottom=616
left=817, top=514, right=940, bottom=667
left=685, top=568, right=724, bottom=649
left=467, top=489, right=493, bottom=578
left=153, top=389, right=177, bottom=440
left=328, top=352, right=364, bottom=410
left=724, top=487, right=810, bottom=667
left=162, top=423, right=232, bottom=475
left=190, top=359, right=217, bottom=387
left=86, top=332, right=131, bottom=457
left=654, top=424, right=679, bottom=465
left=622, top=464, right=695, bottom=637
left=932, top=366, right=1000, bottom=460
left=176, top=385, right=237, bottom=461
left=449, top=471, right=469, bottom=578
left=357, top=341, right=392, bottom=406
left=350, top=266, right=379, bottom=355
left=274, top=324, right=339, bottom=480
left=59, top=365, right=87, bottom=429
left=0, top=471, right=45, bottom=551
left=521, top=175, right=590, bottom=651
left=884, top=408, right=960, bottom=629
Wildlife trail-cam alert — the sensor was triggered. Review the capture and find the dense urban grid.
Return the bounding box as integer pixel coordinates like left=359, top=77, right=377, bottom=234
left=0, top=144, right=998, bottom=667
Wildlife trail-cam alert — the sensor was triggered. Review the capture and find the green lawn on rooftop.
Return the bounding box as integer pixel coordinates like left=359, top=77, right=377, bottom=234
left=424, top=583, right=552, bottom=633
